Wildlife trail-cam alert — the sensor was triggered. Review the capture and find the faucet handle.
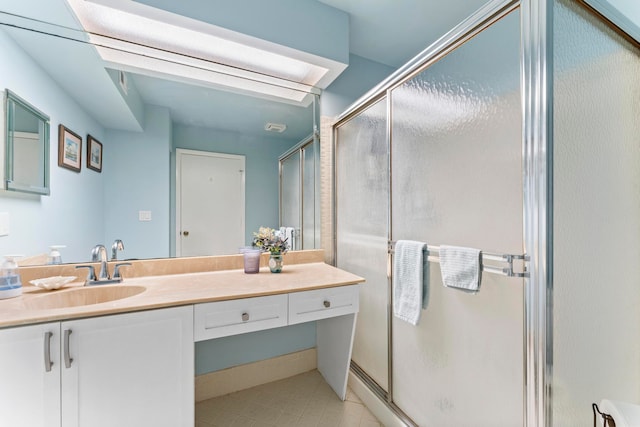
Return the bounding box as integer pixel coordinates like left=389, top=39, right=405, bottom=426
left=75, top=265, right=96, bottom=285
left=113, top=262, right=132, bottom=280
left=111, top=239, right=125, bottom=261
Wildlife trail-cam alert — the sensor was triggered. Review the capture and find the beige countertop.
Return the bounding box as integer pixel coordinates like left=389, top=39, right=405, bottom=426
left=0, top=262, right=364, bottom=328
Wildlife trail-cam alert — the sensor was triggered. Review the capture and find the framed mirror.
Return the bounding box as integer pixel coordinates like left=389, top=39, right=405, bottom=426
left=4, top=89, right=50, bottom=195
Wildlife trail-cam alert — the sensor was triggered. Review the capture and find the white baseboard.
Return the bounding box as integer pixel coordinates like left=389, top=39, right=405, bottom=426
left=348, top=370, right=407, bottom=427
left=195, top=348, right=317, bottom=402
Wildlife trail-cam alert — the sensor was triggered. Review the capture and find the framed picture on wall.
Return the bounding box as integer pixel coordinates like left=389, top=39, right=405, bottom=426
left=58, top=124, right=82, bottom=172
left=87, top=135, right=103, bottom=173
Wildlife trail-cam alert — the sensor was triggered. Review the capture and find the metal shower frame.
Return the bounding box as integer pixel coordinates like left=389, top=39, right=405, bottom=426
left=331, top=0, right=553, bottom=426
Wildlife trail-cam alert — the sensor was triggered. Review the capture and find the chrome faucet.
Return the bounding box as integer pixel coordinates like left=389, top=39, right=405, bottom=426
left=76, top=244, right=131, bottom=286
left=91, top=244, right=109, bottom=280
left=111, top=239, right=124, bottom=261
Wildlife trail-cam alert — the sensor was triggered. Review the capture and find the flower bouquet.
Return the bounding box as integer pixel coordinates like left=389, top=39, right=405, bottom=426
left=252, top=227, right=289, bottom=273
left=252, top=227, right=289, bottom=254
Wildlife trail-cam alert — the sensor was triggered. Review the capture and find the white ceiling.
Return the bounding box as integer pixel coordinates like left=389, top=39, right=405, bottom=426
left=0, top=0, right=491, bottom=138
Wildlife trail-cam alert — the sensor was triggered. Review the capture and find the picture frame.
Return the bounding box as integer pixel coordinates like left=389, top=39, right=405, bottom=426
left=58, top=124, right=82, bottom=172
left=87, top=135, right=103, bottom=173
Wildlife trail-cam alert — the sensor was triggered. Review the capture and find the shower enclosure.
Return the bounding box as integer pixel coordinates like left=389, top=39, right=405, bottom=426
left=335, top=6, right=523, bottom=426
left=332, top=0, right=640, bottom=426
left=279, top=95, right=321, bottom=251
left=280, top=137, right=319, bottom=250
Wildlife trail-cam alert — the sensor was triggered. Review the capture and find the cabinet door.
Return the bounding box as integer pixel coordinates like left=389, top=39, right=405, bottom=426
left=61, top=306, right=194, bottom=427
left=0, top=322, right=61, bottom=427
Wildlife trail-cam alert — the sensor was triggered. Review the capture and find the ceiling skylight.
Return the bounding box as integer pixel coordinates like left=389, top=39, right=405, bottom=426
left=65, top=0, right=330, bottom=104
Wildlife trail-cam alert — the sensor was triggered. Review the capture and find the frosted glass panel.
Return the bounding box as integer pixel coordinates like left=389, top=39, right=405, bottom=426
left=280, top=152, right=300, bottom=249
left=336, top=97, right=389, bottom=391
left=390, top=11, right=523, bottom=426
left=552, top=1, right=640, bottom=425
left=302, top=143, right=315, bottom=249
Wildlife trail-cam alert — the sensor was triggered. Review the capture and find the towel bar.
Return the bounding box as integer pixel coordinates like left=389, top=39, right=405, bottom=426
left=388, top=241, right=528, bottom=278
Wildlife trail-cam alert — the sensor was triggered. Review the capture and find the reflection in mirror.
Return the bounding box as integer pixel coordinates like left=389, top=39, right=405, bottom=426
left=579, top=0, right=640, bottom=46
left=4, top=90, right=50, bottom=195
left=0, top=1, right=327, bottom=264
left=279, top=136, right=320, bottom=251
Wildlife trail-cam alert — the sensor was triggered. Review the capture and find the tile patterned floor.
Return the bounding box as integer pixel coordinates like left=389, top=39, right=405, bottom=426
left=195, top=370, right=383, bottom=427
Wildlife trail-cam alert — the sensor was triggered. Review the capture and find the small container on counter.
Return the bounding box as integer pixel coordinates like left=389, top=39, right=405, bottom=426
left=0, top=255, right=23, bottom=299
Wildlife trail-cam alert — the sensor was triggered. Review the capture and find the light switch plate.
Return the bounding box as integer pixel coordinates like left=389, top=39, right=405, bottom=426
left=138, top=210, right=152, bottom=222
left=0, top=212, right=9, bottom=236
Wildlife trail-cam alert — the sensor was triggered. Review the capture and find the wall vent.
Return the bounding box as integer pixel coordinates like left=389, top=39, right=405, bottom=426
left=119, top=70, right=129, bottom=95
left=264, top=122, right=287, bottom=133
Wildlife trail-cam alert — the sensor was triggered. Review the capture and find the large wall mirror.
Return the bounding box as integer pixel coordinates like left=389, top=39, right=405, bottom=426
left=4, top=90, right=50, bottom=195
left=0, top=0, right=325, bottom=264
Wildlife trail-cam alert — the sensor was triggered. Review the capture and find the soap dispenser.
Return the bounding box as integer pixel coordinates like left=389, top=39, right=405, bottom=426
left=0, top=255, right=22, bottom=299
left=48, top=245, right=66, bottom=265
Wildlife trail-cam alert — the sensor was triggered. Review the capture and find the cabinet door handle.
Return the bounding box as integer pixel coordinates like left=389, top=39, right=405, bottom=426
left=241, top=312, right=249, bottom=322
left=43, top=331, right=53, bottom=372
left=323, top=300, right=331, bottom=308
left=63, top=329, right=73, bottom=368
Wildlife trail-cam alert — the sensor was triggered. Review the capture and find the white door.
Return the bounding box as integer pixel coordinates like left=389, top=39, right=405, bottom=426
left=176, top=149, right=245, bottom=256
left=0, top=322, right=61, bottom=427
left=61, top=307, right=194, bottom=427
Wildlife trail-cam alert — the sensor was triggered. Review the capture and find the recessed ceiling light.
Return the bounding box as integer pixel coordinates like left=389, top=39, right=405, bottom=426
left=65, top=0, right=332, bottom=104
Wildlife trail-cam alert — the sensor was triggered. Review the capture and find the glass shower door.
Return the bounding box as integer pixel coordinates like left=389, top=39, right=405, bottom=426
left=301, top=142, right=316, bottom=250
left=389, top=10, right=523, bottom=426
left=335, top=97, right=389, bottom=392
left=280, top=151, right=300, bottom=250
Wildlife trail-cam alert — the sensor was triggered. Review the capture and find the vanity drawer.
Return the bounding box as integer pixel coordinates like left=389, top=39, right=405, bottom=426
left=194, top=294, right=288, bottom=341
left=288, top=285, right=359, bottom=325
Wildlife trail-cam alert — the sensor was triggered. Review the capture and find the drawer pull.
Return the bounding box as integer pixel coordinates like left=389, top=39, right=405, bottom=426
left=323, top=300, right=331, bottom=308
left=241, top=312, right=250, bottom=322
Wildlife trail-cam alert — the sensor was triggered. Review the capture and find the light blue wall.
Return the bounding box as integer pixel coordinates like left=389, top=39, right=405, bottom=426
left=134, top=0, right=349, bottom=65
left=195, top=323, right=316, bottom=374
left=0, top=28, right=106, bottom=263
left=106, top=69, right=145, bottom=129
left=321, top=54, right=395, bottom=117
left=104, top=106, right=172, bottom=260
left=171, top=124, right=298, bottom=251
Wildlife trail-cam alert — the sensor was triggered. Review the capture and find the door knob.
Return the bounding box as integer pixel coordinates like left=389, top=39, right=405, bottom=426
left=182, top=231, right=189, bottom=236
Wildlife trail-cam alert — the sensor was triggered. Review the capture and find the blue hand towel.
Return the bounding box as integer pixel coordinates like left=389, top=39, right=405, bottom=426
left=439, top=245, right=482, bottom=293
left=393, top=240, right=429, bottom=325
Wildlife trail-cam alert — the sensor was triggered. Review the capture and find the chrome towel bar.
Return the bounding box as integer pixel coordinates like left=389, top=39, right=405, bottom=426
left=388, top=241, right=528, bottom=278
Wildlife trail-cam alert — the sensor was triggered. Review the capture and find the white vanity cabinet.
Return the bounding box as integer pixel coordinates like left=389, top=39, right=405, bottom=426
left=0, top=321, right=60, bottom=427
left=0, top=306, right=194, bottom=427
left=193, top=284, right=360, bottom=400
